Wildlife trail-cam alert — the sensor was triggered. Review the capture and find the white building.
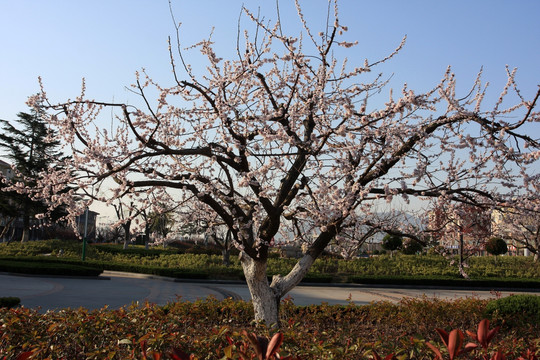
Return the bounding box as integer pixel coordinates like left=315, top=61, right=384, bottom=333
left=0, top=158, right=13, bottom=180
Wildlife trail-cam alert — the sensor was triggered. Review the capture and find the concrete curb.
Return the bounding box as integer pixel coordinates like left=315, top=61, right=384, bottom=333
left=0, top=271, right=110, bottom=280
left=102, top=270, right=177, bottom=282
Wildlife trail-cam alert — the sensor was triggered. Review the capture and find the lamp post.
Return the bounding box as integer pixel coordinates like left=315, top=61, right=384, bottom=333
left=82, top=207, right=88, bottom=261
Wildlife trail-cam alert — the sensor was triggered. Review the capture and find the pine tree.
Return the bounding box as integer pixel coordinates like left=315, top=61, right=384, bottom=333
left=0, top=108, right=67, bottom=242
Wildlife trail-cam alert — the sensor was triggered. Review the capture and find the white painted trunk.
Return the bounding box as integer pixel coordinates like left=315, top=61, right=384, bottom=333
left=240, top=252, right=316, bottom=326
left=20, top=229, right=29, bottom=243
left=271, top=254, right=316, bottom=296
left=458, top=263, right=470, bottom=279
left=240, top=254, right=280, bottom=326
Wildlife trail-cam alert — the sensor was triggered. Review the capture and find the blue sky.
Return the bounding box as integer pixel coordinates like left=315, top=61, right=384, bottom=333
left=1, top=0, right=539, bottom=122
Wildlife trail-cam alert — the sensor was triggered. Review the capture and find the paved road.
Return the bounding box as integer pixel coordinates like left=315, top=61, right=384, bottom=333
left=1, top=271, right=538, bottom=312
left=213, top=282, right=539, bottom=305
left=0, top=272, right=227, bottom=312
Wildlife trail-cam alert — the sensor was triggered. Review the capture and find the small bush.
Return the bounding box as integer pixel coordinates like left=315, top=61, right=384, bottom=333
left=485, top=294, right=540, bottom=326
left=0, top=297, right=20, bottom=308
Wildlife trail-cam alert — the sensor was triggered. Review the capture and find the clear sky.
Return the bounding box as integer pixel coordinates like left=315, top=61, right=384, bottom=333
left=1, top=0, right=539, bottom=220
left=1, top=0, right=539, bottom=121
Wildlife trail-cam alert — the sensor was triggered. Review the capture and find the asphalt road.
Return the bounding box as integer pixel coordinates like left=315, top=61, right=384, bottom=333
left=1, top=271, right=538, bottom=312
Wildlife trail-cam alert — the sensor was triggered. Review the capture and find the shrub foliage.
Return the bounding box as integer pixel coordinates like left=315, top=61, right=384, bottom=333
left=0, top=297, right=539, bottom=359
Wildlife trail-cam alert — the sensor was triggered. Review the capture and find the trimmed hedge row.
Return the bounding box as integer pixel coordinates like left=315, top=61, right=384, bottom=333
left=0, top=258, right=103, bottom=277
left=0, top=256, right=228, bottom=280
left=349, top=274, right=540, bottom=289
left=0, top=297, right=20, bottom=309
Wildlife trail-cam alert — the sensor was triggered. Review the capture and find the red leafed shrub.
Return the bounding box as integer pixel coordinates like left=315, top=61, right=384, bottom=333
left=1, top=298, right=538, bottom=359
left=426, top=319, right=539, bottom=360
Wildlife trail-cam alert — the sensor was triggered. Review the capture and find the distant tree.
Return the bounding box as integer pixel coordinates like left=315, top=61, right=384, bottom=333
left=149, top=208, right=175, bottom=241
left=112, top=200, right=140, bottom=250
left=177, top=201, right=237, bottom=265
left=0, top=109, right=69, bottom=242
left=135, top=192, right=181, bottom=248
left=96, top=223, right=123, bottom=243
left=428, top=203, right=492, bottom=278
left=485, top=237, right=508, bottom=256
left=493, top=202, right=540, bottom=262
left=402, top=238, right=423, bottom=255
left=0, top=178, right=19, bottom=241
left=330, top=222, right=378, bottom=260
left=382, top=234, right=402, bottom=257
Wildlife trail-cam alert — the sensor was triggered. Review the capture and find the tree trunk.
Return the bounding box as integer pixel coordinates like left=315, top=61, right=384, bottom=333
left=534, top=237, right=540, bottom=262
left=123, top=231, right=129, bottom=250
left=144, top=224, right=150, bottom=250
left=221, top=230, right=232, bottom=266
left=240, top=253, right=281, bottom=326
left=21, top=214, right=30, bottom=243
left=0, top=218, right=14, bottom=243
left=240, top=251, right=317, bottom=327
left=222, top=248, right=230, bottom=266
left=122, top=222, right=131, bottom=250
left=459, top=235, right=463, bottom=267
left=458, top=234, right=469, bottom=279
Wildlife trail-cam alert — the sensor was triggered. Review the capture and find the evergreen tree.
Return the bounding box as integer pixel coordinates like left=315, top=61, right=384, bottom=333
left=402, top=238, right=424, bottom=255
left=486, top=237, right=508, bottom=256
left=0, top=173, right=20, bottom=241
left=0, top=108, right=67, bottom=242
left=382, top=234, right=403, bottom=257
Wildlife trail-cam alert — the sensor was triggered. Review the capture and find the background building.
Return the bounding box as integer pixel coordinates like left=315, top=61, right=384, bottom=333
left=429, top=205, right=492, bottom=254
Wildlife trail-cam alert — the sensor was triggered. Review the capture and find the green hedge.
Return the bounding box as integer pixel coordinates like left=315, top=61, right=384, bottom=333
left=0, top=258, right=103, bottom=277
left=485, top=294, right=540, bottom=326
left=0, top=297, right=20, bottom=309
left=348, top=275, right=540, bottom=289
left=91, top=243, right=179, bottom=257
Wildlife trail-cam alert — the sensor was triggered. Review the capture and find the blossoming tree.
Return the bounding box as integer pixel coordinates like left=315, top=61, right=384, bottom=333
left=30, top=1, right=539, bottom=324
left=428, top=203, right=494, bottom=278
left=492, top=198, right=540, bottom=261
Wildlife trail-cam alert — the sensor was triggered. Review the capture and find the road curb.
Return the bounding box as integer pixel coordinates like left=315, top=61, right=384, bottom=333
left=101, top=270, right=177, bottom=282
left=0, top=271, right=110, bottom=280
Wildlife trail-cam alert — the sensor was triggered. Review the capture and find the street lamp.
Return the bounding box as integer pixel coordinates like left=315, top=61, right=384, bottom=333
left=82, top=207, right=89, bottom=261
